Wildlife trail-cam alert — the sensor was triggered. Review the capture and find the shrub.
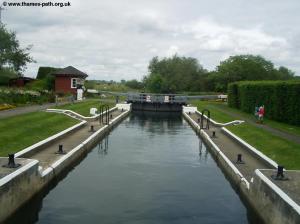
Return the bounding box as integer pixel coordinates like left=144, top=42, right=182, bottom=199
left=0, top=88, right=55, bottom=105
left=36, top=67, right=59, bottom=79
left=228, top=80, right=300, bottom=125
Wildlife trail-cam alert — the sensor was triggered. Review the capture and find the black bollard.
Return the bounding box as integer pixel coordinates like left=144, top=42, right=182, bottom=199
left=276, top=166, right=284, bottom=178
left=3, top=154, right=21, bottom=168
left=121, top=108, right=124, bottom=112
left=90, top=125, right=95, bottom=132
left=56, top=144, right=65, bottom=154
left=188, top=111, right=191, bottom=115
left=236, top=154, right=244, bottom=164
left=110, top=114, right=113, bottom=119
left=212, top=131, right=216, bottom=138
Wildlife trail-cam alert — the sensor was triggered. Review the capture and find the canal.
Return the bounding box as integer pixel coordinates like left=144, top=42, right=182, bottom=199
left=9, top=112, right=257, bottom=223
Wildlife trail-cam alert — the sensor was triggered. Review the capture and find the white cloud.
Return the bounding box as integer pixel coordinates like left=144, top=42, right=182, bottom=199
left=166, top=45, right=179, bottom=57
left=3, top=0, right=299, bottom=79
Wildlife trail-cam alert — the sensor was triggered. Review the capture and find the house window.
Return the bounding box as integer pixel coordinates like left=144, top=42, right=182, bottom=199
left=71, top=78, right=77, bottom=88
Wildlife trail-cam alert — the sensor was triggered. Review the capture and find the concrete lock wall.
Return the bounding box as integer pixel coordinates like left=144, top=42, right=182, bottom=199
left=0, top=159, right=40, bottom=223
left=182, top=109, right=299, bottom=224
left=0, top=108, right=131, bottom=223
left=245, top=170, right=300, bottom=224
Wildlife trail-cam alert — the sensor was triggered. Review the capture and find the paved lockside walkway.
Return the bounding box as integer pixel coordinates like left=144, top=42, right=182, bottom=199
left=24, top=109, right=123, bottom=171
left=189, top=113, right=270, bottom=181
left=188, top=112, right=300, bottom=205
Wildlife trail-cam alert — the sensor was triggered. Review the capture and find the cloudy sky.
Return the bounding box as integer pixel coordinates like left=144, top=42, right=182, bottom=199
left=2, top=0, right=300, bottom=80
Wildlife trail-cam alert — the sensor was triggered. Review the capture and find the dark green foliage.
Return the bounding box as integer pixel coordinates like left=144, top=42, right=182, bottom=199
left=0, top=89, right=55, bottom=105
left=227, top=82, right=239, bottom=108
left=0, top=25, right=34, bottom=73
left=143, top=54, right=295, bottom=93
left=0, top=68, right=18, bottom=85
left=124, top=79, right=144, bottom=89
left=33, top=66, right=58, bottom=91
left=0, top=92, right=55, bottom=105
left=144, top=55, right=208, bottom=93
left=36, top=67, right=59, bottom=79
left=228, top=81, right=300, bottom=125
left=214, top=55, right=294, bottom=92
left=26, top=75, right=55, bottom=91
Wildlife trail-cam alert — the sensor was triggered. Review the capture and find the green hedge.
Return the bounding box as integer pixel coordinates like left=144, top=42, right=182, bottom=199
left=228, top=81, right=300, bottom=125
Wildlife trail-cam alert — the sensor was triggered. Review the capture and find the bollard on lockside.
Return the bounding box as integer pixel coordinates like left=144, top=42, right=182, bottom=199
left=212, top=131, right=216, bottom=138
left=271, top=165, right=288, bottom=180
left=3, top=154, right=21, bottom=168
left=276, top=166, right=284, bottom=178
left=90, top=125, right=95, bottom=132
left=56, top=144, right=66, bottom=154
left=236, top=154, right=244, bottom=164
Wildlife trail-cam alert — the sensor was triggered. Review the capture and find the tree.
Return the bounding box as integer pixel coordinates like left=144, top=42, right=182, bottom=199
left=144, top=73, right=164, bottom=93
left=124, top=79, right=144, bottom=89
left=277, top=66, right=295, bottom=79
left=213, top=55, right=294, bottom=92
left=0, top=24, right=34, bottom=74
left=144, top=55, right=207, bottom=93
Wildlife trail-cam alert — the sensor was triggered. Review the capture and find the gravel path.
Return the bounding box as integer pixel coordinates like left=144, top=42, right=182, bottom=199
left=0, top=102, right=70, bottom=119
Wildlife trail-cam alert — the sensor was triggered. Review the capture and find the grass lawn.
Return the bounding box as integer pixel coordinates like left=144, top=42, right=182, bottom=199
left=0, top=112, right=78, bottom=156
left=227, top=124, right=300, bottom=170
left=191, top=100, right=236, bottom=123
left=53, top=99, right=115, bottom=116
left=191, top=100, right=300, bottom=169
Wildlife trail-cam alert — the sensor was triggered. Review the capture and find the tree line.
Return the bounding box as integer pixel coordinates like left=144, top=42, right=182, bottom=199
left=142, top=55, right=295, bottom=93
